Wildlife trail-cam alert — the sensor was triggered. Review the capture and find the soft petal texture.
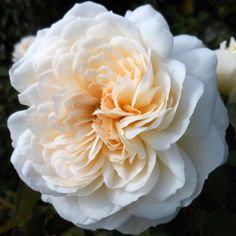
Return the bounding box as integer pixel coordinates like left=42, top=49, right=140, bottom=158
left=179, top=126, right=227, bottom=204
left=9, top=58, right=37, bottom=93
left=213, top=92, right=229, bottom=137
left=8, top=110, right=28, bottom=147
left=12, top=35, right=35, bottom=63
left=215, top=37, right=236, bottom=97
left=126, top=4, right=173, bottom=59
left=8, top=2, right=228, bottom=235
left=172, top=35, right=218, bottom=137
left=64, top=1, right=107, bottom=18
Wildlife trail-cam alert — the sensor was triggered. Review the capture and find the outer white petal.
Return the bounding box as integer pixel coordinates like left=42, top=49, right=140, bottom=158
left=76, top=209, right=130, bottom=231
left=9, top=58, right=36, bottom=93
left=79, top=186, right=121, bottom=221
left=171, top=35, right=203, bottom=55
left=137, top=17, right=173, bottom=59
left=8, top=110, right=28, bottom=147
left=213, top=92, right=229, bottom=137
left=64, top=2, right=107, bottom=19
left=179, top=125, right=227, bottom=205
left=42, top=187, right=123, bottom=227
left=172, top=35, right=218, bottom=137
left=117, top=216, right=160, bottom=235
left=42, top=194, right=93, bottom=225
left=95, top=12, right=141, bottom=41
left=18, top=83, right=45, bottom=106
left=117, top=213, right=179, bottom=235
left=46, top=18, right=73, bottom=38
left=125, top=5, right=169, bottom=29
left=11, top=130, right=57, bottom=195
left=11, top=132, right=80, bottom=196
left=23, top=29, right=48, bottom=59
left=126, top=5, right=173, bottom=58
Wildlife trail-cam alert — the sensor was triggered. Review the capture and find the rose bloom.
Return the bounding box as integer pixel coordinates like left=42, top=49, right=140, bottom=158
left=216, top=37, right=236, bottom=100
left=12, top=35, right=35, bottom=63
left=8, top=2, right=228, bottom=234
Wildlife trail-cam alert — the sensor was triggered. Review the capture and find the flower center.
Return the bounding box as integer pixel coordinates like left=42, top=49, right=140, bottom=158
left=70, top=37, right=150, bottom=150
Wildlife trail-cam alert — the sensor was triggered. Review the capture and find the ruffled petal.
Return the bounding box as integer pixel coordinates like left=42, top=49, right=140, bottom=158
left=64, top=2, right=107, bottom=19
left=141, top=62, right=203, bottom=150
left=42, top=194, right=94, bottom=225
left=172, top=35, right=218, bottom=137
left=9, top=58, right=36, bottom=93
left=77, top=209, right=130, bottom=231
left=8, top=110, right=28, bottom=147
left=212, top=92, right=229, bottom=137
left=179, top=125, right=227, bottom=205
left=126, top=5, right=173, bottom=58
left=79, top=186, right=121, bottom=221
left=127, top=146, right=197, bottom=220
left=150, top=144, right=185, bottom=201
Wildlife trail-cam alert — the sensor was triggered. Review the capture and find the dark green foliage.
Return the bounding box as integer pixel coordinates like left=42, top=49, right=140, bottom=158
left=0, top=0, right=236, bottom=235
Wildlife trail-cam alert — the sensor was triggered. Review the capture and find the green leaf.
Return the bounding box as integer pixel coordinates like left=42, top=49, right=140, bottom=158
left=0, top=66, right=8, bottom=76
left=46, top=213, right=74, bottom=234
left=150, top=228, right=170, bottom=236
left=61, top=227, right=85, bottom=236
left=0, top=196, right=14, bottom=209
left=94, top=230, right=112, bottom=236
left=0, top=218, right=17, bottom=234
left=138, top=229, right=151, bottom=236
left=16, top=183, right=40, bottom=227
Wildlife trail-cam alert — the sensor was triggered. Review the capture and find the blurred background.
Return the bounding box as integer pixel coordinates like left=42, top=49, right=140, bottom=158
left=0, top=0, right=236, bottom=235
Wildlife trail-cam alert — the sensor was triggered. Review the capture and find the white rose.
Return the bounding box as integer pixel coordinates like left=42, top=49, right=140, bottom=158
left=8, top=2, right=228, bottom=234
left=216, top=37, right=236, bottom=99
left=12, top=35, right=35, bottom=63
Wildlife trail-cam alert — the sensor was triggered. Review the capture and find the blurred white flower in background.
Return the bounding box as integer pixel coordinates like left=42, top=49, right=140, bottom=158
left=216, top=37, right=236, bottom=101
left=12, top=35, right=35, bottom=63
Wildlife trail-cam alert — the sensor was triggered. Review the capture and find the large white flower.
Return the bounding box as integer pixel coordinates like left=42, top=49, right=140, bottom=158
left=8, top=2, right=228, bottom=234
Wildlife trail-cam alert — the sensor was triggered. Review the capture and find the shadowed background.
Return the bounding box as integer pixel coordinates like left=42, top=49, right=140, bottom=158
left=0, top=0, right=236, bottom=235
